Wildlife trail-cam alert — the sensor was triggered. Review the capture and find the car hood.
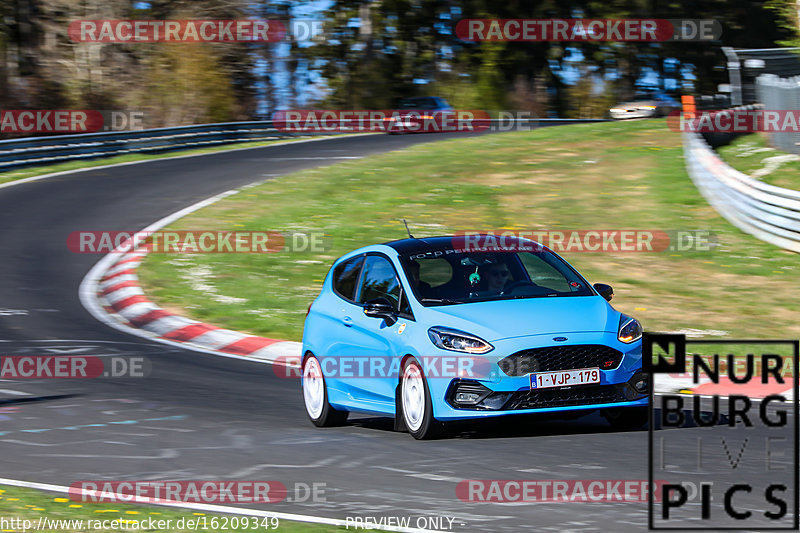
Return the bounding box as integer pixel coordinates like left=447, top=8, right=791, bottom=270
left=423, top=296, right=619, bottom=342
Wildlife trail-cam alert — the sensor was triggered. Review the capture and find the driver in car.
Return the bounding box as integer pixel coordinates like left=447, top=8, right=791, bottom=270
left=481, top=263, right=513, bottom=294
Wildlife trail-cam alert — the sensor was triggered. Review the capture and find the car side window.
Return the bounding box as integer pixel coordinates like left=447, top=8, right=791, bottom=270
left=356, top=255, right=412, bottom=315
left=332, top=256, right=364, bottom=302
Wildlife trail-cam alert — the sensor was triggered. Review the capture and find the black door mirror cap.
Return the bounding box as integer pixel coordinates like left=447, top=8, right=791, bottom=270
left=593, top=283, right=614, bottom=302
left=363, top=298, right=398, bottom=324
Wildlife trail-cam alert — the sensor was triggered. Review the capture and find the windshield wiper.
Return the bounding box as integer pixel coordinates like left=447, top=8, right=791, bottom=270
left=420, top=298, right=463, bottom=305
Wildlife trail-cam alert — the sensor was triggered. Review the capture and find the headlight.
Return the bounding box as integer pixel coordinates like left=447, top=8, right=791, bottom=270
left=428, top=327, right=494, bottom=354
left=618, top=314, right=643, bottom=343
left=638, top=105, right=657, bottom=110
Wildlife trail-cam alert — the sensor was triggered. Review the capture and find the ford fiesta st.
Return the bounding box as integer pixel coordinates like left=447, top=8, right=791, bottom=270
left=301, top=235, right=647, bottom=439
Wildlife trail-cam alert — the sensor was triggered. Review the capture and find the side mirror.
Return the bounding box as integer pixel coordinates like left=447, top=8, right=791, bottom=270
left=363, top=298, right=397, bottom=325
left=593, top=283, right=614, bottom=302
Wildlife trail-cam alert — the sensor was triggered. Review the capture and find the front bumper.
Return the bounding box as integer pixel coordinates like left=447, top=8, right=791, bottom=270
left=427, top=332, right=645, bottom=421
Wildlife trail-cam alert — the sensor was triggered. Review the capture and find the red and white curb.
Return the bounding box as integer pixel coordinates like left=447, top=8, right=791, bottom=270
left=79, top=189, right=302, bottom=367
left=96, top=249, right=301, bottom=362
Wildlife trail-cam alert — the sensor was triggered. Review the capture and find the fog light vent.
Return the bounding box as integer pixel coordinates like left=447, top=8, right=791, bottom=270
left=455, top=392, right=482, bottom=404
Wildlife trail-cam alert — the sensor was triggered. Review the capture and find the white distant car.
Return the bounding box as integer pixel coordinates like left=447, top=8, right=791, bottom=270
left=609, top=92, right=681, bottom=120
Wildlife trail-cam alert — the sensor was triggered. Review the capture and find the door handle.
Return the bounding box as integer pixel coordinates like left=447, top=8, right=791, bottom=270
left=342, top=316, right=353, bottom=327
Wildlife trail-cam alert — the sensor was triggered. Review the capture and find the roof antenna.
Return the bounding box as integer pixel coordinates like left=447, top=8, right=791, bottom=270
left=402, top=219, right=415, bottom=239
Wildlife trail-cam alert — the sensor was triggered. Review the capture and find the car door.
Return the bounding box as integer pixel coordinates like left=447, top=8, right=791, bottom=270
left=345, top=253, right=412, bottom=405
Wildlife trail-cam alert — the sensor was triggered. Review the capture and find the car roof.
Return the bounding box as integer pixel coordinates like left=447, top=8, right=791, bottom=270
left=383, top=234, right=545, bottom=255
left=383, top=235, right=455, bottom=254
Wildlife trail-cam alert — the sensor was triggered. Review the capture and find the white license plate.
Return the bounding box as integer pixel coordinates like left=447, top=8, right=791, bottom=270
left=530, top=368, right=600, bottom=389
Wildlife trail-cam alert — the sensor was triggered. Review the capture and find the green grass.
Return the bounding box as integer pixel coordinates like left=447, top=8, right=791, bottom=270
left=0, top=136, right=338, bottom=186
left=716, top=132, right=800, bottom=190
left=137, top=119, right=800, bottom=341
left=0, top=485, right=352, bottom=532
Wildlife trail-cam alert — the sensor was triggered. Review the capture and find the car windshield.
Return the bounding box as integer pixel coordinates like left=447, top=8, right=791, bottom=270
left=399, top=247, right=594, bottom=306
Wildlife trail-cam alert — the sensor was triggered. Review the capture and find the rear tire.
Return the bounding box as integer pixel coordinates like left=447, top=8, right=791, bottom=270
left=400, top=358, right=442, bottom=440
left=603, top=406, right=648, bottom=430
left=302, top=355, right=348, bottom=427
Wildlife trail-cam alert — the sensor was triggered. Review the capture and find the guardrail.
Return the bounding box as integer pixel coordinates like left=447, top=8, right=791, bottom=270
left=683, top=130, right=800, bottom=253
left=0, top=118, right=610, bottom=171
left=0, top=121, right=298, bottom=170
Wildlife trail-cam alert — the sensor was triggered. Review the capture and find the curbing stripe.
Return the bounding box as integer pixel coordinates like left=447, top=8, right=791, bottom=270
left=141, top=315, right=199, bottom=337
left=119, top=303, right=163, bottom=322
left=127, top=308, right=173, bottom=327
left=100, top=279, right=140, bottom=295
left=99, top=274, right=138, bottom=290
left=219, top=336, right=279, bottom=356
left=163, top=323, right=221, bottom=342
left=102, top=268, right=137, bottom=281
left=189, top=329, right=248, bottom=350
left=110, top=294, right=150, bottom=311
left=105, top=261, right=141, bottom=277
left=104, top=286, right=145, bottom=305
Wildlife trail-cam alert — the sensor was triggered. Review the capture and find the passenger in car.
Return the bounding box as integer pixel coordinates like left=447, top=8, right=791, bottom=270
left=407, top=260, right=433, bottom=298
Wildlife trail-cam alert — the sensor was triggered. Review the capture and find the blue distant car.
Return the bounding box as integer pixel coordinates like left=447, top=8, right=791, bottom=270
left=301, top=235, right=647, bottom=439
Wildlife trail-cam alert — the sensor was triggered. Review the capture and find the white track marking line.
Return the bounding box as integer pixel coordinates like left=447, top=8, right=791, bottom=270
left=0, top=477, right=447, bottom=533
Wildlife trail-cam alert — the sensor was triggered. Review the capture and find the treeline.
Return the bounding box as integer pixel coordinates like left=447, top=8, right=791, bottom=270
left=0, top=0, right=797, bottom=126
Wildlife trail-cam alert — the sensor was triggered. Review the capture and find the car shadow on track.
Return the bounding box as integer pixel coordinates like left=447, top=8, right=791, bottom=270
left=347, top=411, right=646, bottom=440
left=346, top=408, right=726, bottom=439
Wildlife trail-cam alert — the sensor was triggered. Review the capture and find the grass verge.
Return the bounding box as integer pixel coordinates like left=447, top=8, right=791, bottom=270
left=715, top=132, right=800, bottom=190
left=137, top=119, right=799, bottom=340
left=0, top=485, right=351, bottom=532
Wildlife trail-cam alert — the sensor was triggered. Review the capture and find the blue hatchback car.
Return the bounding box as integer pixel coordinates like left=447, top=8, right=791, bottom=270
left=301, top=235, right=647, bottom=439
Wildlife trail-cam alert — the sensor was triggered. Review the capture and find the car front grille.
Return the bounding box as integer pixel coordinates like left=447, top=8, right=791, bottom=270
left=498, top=344, right=623, bottom=376
left=505, top=384, right=626, bottom=410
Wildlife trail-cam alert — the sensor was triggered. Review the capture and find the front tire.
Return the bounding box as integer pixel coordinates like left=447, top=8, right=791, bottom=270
left=603, top=406, right=648, bottom=430
left=400, top=358, right=442, bottom=439
left=302, top=355, right=347, bottom=427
